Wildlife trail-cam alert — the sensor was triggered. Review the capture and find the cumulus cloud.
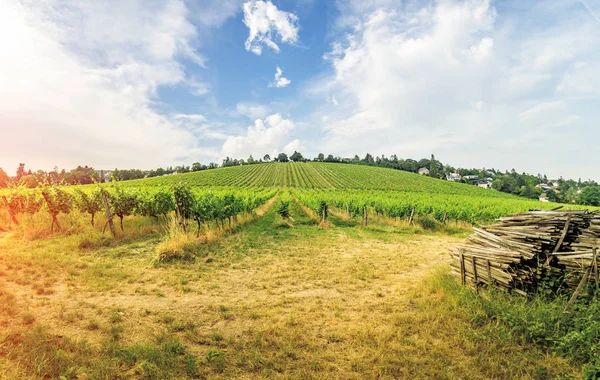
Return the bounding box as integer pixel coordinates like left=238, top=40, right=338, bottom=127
left=270, top=66, right=291, bottom=88
left=0, top=0, right=226, bottom=170
left=242, top=0, right=299, bottom=55
left=221, top=113, right=298, bottom=157
left=313, top=0, right=600, bottom=179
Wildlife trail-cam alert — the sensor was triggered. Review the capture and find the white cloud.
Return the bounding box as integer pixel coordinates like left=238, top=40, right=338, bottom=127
left=312, top=0, right=600, bottom=179
left=174, top=114, right=208, bottom=122
left=236, top=103, right=271, bottom=119
left=242, top=0, right=299, bottom=55
left=270, top=66, right=291, bottom=88
left=221, top=113, right=298, bottom=157
left=189, top=78, right=211, bottom=96
left=0, top=0, right=224, bottom=170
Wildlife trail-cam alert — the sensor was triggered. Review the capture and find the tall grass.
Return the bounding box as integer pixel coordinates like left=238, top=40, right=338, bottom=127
left=429, top=268, right=600, bottom=378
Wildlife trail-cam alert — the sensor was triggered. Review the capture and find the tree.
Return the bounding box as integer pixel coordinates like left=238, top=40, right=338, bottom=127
left=579, top=186, right=600, bottom=206
left=290, top=151, right=304, bottom=162
left=429, top=154, right=439, bottom=178
left=191, top=162, right=202, bottom=172
left=0, top=168, right=8, bottom=187
left=19, top=175, right=38, bottom=188
left=546, top=189, right=559, bottom=202
left=276, top=153, right=289, bottom=162
left=317, top=153, right=325, bottom=162
left=263, top=154, right=271, bottom=162
left=16, top=163, right=25, bottom=181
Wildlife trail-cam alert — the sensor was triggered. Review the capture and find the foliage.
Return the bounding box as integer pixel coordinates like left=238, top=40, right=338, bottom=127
left=275, top=153, right=289, bottom=163
left=74, top=188, right=103, bottom=226
left=109, top=187, right=138, bottom=232
left=580, top=186, right=600, bottom=206
left=276, top=199, right=290, bottom=219
left=445, top=277, right=600, bottom=377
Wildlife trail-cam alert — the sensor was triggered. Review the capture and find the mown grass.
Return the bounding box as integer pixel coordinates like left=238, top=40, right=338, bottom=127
left=0, top=198, right=590, bottom=379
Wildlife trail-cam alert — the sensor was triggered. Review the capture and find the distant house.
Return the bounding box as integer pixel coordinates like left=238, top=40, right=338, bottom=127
left=463, top=175, right=479, bottom=180
left=475, top=179, right=493, bottom=189
left=536, top=184, right=553, bottom=191
left=539, top=193, right=550, bottom=202
left=418, top=167, right=430, bottom=175
left=446, top=172, right=461, bottom=181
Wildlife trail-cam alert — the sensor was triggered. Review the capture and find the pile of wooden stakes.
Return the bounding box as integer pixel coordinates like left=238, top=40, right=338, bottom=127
left=451, top=210, right=600, bottom=303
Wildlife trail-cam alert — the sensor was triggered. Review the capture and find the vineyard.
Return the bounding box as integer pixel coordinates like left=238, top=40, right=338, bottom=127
left=0, top=185, right=276, bottom=235
left=122, top=162, right=534, bottom=196
left=0, top=163, right=590, bottom=230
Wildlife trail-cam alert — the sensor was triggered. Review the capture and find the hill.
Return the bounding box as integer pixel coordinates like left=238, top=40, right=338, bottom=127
left=124, top=162, right=513, bottom=197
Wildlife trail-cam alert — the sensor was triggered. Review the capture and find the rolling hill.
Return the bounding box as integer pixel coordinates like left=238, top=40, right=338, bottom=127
left=124, top=162, right=511, bottom=197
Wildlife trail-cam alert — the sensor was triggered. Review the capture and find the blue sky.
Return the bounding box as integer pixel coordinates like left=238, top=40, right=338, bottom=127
left=1, top=0, right=600, bottom=180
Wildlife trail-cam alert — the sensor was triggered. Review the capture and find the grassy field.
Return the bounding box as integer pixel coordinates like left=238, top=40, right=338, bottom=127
left=0, top=196, right=580, bottom=379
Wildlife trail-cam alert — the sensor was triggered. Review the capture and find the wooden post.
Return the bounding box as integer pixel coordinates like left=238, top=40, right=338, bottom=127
left=102, top=191, right=116, bottom=238
left=472, top=257, right=479, bottom=294
left=443, top=212, right=447, bottom=224
left=459, top=252, right=465, bottom=286
left=2, top=196, right=18, bottom=227
left=346, top=203, right=350, bottom=217
left=408, top=207, right=415, bottom=225
left=594, top=248, right=599, bottom=294
left=565, top=265, right=592, bottom=312
left=363, top=206, right=368, bottom=226
left=486, top=259, right=491, bottom=283
left=553, top=214, right=572, bottom=254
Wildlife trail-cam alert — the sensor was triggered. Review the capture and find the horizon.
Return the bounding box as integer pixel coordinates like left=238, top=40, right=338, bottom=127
left=1, top=0, right=599, bottom=181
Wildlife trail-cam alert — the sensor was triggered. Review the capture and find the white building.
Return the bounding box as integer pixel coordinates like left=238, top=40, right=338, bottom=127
left=418, top=167, right=430, bottom=175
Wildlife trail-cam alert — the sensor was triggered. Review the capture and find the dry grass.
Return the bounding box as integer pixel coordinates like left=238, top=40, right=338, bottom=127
left=0, top=201, right=579, bottom=379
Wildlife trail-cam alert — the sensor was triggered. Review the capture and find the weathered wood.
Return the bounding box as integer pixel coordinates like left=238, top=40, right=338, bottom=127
left=565, top=265, right=592, bottom=312
left=594, top=248, right=599, bottom=294
left=408, top=207, right=415, bottom=225
left=453, top=209, right=599, bottom=296
left=459, top=252, right=465, bottom=286
left=102, top=191, right=116, bottom=238
left=472, top=257, right=478, bottom=293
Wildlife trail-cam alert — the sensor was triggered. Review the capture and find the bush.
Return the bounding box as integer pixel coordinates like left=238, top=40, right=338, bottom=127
left=417, top=216, right=437, bottom=230
left=276, top=199, right=290, bottom=219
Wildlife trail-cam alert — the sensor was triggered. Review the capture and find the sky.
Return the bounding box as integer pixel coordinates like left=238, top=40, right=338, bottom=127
left=1, top=0, right=599, bottom=181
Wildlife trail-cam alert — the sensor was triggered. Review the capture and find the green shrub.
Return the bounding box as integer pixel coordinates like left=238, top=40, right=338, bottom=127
left=276, top=199, right=290, bottom=219
left=441, top=273, right=600, bottom=376
left=417, top=216, right=437, bottom=230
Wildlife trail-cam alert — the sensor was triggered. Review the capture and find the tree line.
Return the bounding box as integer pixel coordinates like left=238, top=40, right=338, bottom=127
left=2, top=152, right=599, bottom=206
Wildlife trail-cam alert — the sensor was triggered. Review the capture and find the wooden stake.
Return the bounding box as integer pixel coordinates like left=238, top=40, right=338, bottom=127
left=553, top=214, right=572, bottom=254
left=363, top=206, right=368, bottom=226
left=2, top=196, right=18, bottom=227
left=486, top=259, right=492, bottom=283
left=102, top=191, right=116, bottom=238
left=408, top=207, right=415, bottom=225
left=565, top=265, right=592, bottom=312
left=594, top=248, right=599, bottom=294
left=472, top=257, right=479, bottom=294
left=459, top=252, right=465, bottom=286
